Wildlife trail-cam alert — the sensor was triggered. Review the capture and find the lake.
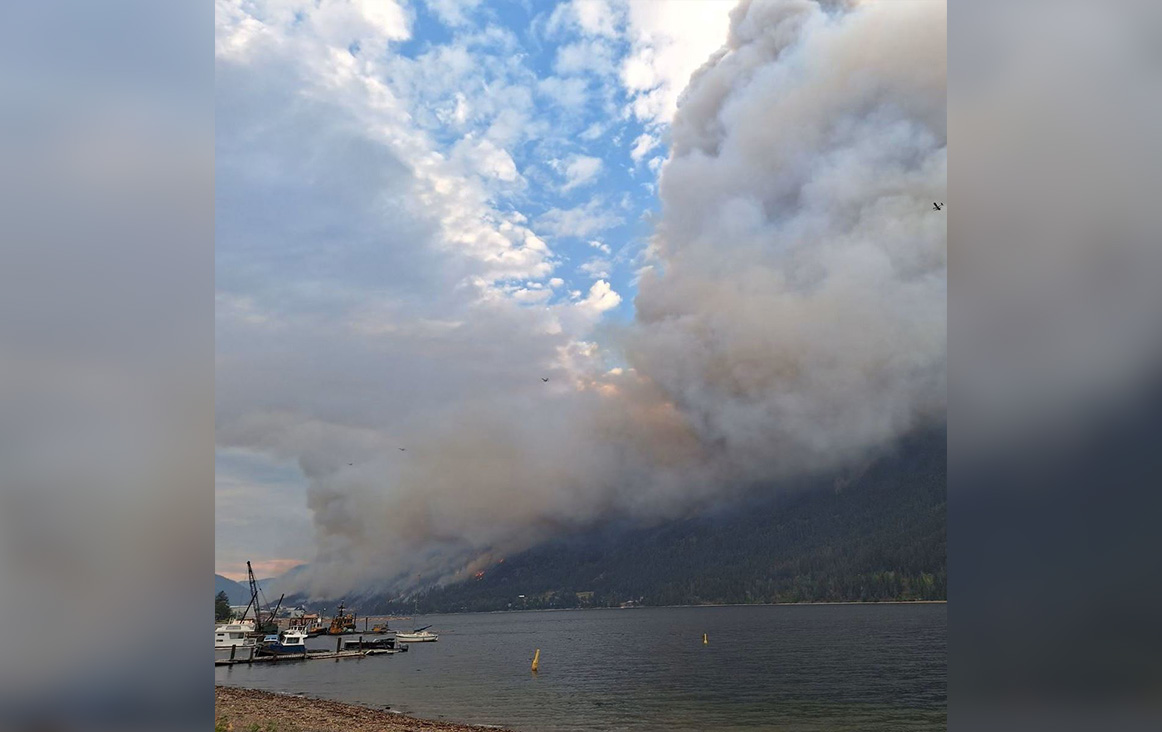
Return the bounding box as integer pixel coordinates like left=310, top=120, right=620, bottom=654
left=215, top=603, right=946, bottom=731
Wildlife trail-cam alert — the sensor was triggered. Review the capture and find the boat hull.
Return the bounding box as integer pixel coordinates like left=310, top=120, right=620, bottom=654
left=256, top=644, right=308, bottom=656
left=395, top=633, right=438, bottom=642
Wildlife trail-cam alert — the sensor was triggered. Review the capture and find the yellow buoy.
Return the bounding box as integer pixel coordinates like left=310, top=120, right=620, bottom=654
left=702, top=633, right=708, bottom=645
left=531, top=648, right=540, bottom=673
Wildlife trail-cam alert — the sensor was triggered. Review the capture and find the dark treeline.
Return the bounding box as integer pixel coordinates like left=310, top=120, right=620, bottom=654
left=355, top=427, right=946, bottom=615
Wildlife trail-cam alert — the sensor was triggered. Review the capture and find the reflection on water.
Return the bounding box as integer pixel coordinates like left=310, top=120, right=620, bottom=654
left=216, top=604, right=946, bottom=731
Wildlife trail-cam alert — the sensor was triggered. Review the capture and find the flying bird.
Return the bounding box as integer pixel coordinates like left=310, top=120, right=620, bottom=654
left=541, top=377, right=549, bottom=382
left=398, top=447, right=406, bottom=451
left=933, top=202, right=944, bottom=211
left=348, top=463, right=353, bottom=466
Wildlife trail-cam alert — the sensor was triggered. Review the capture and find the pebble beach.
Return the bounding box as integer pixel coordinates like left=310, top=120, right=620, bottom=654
left=215, top=686, right=515, bottom=732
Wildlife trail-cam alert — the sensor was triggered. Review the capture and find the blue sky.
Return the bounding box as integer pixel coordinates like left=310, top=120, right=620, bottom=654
left=215, top=0, right=735, bottom=580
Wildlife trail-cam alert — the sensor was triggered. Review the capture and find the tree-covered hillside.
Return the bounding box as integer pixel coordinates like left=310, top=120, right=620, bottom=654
left=357, top=427, right=945, bottom=614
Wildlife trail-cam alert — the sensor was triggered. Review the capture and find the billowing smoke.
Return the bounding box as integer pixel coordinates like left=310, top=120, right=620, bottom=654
left=628, top=0, right=946, bottom=483
left=218, top=0, right=946, bottom=599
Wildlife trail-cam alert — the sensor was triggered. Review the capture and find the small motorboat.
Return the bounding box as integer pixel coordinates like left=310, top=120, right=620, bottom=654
left=395, top=625, right=438, bottom=642
left=256, top=627, right=309, bottom=656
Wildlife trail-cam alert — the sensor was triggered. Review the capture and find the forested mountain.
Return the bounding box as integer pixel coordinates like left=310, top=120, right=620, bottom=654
left=352, top=427, right=946, bottom=614
left=215, top=574, right=249, bottom=606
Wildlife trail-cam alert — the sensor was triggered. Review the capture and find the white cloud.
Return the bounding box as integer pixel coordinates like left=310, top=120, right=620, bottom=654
left=547, top=0, right=623, bottom=39
left=451, top=135, right=521, bottom=183
left=579, top=257, right=612, bottom=279
left=536, top=198, right=624, bottom=238
left=620, top=0, right=734, bottom=126
left=580, top=122, right=606, bottom=140
left=425, top=0, right=482, bottom=28
left=560, top=154, right=604, bottom=192
left=312, top=0, right=413, bottom=51
left=554, top=38, right=617, bottom=76
left=576, top=279, right=622, bottom=314
left=549, top=277, right=565, bottom=288
left=588, top=239, right=612, bottom=254
left=630, top=132, right=660, bottom=162
left=538, top=76, right=589, bottom=109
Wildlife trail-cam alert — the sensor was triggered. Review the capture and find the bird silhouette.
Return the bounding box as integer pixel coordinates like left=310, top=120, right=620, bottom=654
left=398, top=447, right=406, bottom=451
left=348, top=463, right=353, bottom=466
left=541, top=377, right=549, bottom=382
left=933, top=202, right=944, bottom=211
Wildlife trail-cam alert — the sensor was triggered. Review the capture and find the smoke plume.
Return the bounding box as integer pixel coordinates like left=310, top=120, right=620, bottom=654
left=218, top=0, right=946, bottom=599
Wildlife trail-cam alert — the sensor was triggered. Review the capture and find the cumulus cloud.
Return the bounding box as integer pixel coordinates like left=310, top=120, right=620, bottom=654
left=560, top=154, right=604, bottom=191
left=219, top=0, right=946, bottom=599
left=620, top=0, right=734, bottom=126
left=577, top=279, right=622, bottom=314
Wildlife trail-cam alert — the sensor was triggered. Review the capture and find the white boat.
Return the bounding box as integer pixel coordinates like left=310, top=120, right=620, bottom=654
left=214, top=620, right=257, bottom=648
left=395, top=625, right=438, bottom=642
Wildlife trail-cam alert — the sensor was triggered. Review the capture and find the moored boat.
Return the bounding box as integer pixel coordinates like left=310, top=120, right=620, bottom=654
left=341, top=635, right=399, bottom=651
left=395, top=625, right=438, bottom=642
left=256, top=627, right=309, bottom=655
left=215, top=620, right=257, bottom=648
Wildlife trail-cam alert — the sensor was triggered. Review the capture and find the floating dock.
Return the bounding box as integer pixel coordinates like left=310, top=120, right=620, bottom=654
left=215, top=647, right=403, bottom=666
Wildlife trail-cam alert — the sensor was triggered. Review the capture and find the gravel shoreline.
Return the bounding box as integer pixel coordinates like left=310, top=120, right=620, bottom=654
left=215, top=686, right=516, bottom=732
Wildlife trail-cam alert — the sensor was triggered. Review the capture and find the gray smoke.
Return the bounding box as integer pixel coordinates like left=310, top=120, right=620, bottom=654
left=628, top=0, right=946, bottom=482
left=221, top=0, right=946, bottom=599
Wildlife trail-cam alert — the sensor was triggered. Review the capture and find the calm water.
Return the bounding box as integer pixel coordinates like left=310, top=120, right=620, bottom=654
left=215, top=604, right=946, bottom=731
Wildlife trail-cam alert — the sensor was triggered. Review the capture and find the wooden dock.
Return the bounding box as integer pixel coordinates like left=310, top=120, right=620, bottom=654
left=215, top=638, right=405, bottom=667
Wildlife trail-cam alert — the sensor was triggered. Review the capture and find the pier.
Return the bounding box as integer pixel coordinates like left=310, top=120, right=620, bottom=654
left=216, top=636, right=406, bottom=666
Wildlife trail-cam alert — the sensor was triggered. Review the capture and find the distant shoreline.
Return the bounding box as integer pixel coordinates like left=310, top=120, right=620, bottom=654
left=277, top=600, right=948, bottom=623
left=387, top=599, right=947, bottom=617
left=216, top=685, right=514, bottom=732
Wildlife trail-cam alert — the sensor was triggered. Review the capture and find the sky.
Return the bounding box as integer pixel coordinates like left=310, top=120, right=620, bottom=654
left=215, top=0, right=737, bottom=581
left=215, top=0, right=947, bottom=592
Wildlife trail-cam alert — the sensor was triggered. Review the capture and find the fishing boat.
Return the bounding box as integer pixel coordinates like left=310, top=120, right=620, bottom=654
left=214, top=620, right=257, bottom=648
left=256, top=627, right=309, bottom=656
left=395, top=625, right=438, bottom=642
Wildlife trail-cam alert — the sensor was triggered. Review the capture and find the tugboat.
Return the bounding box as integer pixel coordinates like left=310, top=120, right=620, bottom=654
left=325, top=603, right=358, bottom=635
